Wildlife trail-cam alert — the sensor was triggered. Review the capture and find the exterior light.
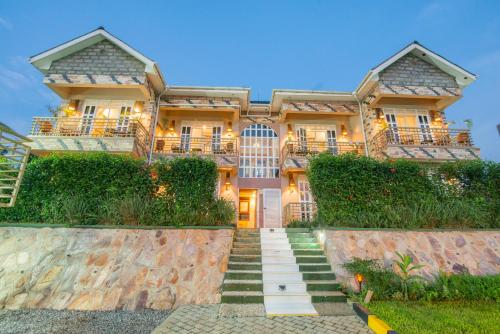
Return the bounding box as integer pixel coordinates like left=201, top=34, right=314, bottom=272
left=376, top=108, right=384, bottom=120
left=287, top=124, right=293, bottom=136
left=169, top=120, right=175, bottom=132
left=227, top=121, right=233, bottom=132
left=224, top=171, right=231, bottom=191
left=341, top=125, right=348, bottom=136
left=355, top=273, right=364, bottom=292
left=288, top=173, right=296, bottom=187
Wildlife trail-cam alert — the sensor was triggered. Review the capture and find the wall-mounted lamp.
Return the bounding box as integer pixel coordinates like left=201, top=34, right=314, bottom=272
left=431, top=110, right=442, bottom=123
left=224, top=171, right=231, bottom=191
left=287, top=124, right=293, bottom=138
left=341, top=124, right=348, bottom=136
left=227, top=121, right=233, bottom=132
left=168, top=120, right=176, bottom=132
left=288, top=173, right=296, bottom=188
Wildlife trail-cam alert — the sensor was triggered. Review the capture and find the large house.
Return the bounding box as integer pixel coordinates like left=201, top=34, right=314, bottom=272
left=27, top=27, right=480, bottom=228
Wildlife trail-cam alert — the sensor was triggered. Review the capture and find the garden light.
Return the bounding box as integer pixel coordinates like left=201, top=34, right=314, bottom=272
left=355, top=273, right=364, bottom=292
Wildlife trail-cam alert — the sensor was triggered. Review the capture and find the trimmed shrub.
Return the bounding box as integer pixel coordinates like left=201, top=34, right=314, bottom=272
left=0, top=153, right=235, bottom=226
left=0, top=153, right=153, bottom=224
left=307, top=154, right=499, bottom=228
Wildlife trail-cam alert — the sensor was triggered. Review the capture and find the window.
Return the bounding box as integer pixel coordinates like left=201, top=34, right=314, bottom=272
left=81, top=105, right=96, bottom=135
left=298, top=177, right=314, bottom=221
left=239, top=124, right=279, bottom=178
left=116, top=106, right=132, bottom=132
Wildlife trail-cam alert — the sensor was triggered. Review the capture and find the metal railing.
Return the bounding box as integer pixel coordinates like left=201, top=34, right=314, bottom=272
left=282, top=140, right=365, bottom=159
left=0, top=122, right=31, bottom=207
left=371, top=127, right=474, bottom=151
left=154, top=137, right=238, bottom=156
left=284, top=202, right=317, bottom=223
left=30, top=117, right=146, bottom=138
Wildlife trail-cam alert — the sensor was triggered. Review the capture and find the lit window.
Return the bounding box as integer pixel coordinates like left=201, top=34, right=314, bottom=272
left=239, top=124, right=279, bottom=178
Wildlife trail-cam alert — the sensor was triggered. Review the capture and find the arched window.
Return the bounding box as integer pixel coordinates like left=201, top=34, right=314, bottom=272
left=239, top=124, right=279, bottom=178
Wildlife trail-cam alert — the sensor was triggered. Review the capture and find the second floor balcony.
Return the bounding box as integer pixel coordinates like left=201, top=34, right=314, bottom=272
left=371, top=126, right=480, bottom=161
left=28, top=117, right=149, bottom=156
left=281, top=140, right=365, bottom=172
left=153, top=136, right=238, bottom=169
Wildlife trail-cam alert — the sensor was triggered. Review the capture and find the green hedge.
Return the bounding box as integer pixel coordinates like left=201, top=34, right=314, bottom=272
left=307, top=154, right=499, bottom=228
left=0, top=153, right=234, bottom=226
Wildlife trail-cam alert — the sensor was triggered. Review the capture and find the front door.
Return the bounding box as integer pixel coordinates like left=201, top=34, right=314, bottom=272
left=263, top=189, right=282, bottom=228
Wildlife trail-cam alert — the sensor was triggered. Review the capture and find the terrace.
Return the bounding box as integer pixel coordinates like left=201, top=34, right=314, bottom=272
left=371, top=126, right=480, bottom=161
left=28, top=116, right=149, bottom=156
left=284, top=202, right=317, bottom=224
left=281, top=139, right=365, bottom=172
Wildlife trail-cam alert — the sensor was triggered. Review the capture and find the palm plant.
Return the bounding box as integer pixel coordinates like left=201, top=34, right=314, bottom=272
left=394, top=252, right=425, bottom=300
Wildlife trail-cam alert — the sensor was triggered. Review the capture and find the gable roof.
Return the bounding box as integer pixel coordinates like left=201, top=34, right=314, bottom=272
left=29, top=27, right=165, bottom=89
left=355, top=41, right=477, bottom=96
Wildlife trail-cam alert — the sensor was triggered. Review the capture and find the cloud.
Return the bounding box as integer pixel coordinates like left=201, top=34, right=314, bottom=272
left=417, top=2, right=445, bottom=20
left=0, top=66, right=34, bottom=90
left=467, top=50, right=500, bottom=69
left=0, top=17, right=13, bottom=31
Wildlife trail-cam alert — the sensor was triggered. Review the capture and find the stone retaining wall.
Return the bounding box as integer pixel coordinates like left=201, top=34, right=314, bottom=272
left=0, top=227, right=233, bottom=310
left=316, top=230, right=499, bottom=284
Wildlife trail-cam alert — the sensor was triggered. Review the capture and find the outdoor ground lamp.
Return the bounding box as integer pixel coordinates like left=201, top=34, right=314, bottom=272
left=355, top=273, right=364, bottom=292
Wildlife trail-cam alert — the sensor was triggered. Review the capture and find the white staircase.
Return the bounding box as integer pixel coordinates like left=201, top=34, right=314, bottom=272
left=260, top=228, right=318, bottom=316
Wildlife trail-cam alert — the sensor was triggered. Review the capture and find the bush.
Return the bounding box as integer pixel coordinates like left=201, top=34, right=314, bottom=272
left=0, top=153, right=153, bottom=224
left=422, top=273, right=500, bottom=302
left=307, top=154, right=499, bottom=228
left=0, top=153, right=235, bottom=226
left=343, top=257, right=500, bottom=302
left=343, top=258, right=401, bottom=300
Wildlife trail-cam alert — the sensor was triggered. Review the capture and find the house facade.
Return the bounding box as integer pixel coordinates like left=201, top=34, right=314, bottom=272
left=27, top=28, right=480, bottom=228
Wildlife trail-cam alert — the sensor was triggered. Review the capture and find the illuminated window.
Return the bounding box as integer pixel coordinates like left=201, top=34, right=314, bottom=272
left=239, top=124, right=279, bottom=178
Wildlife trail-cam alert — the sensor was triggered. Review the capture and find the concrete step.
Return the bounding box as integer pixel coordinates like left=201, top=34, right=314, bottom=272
left=295, top=256, right=327, bottom=264
left=285, top=228, right=311, bottom=233
left=225, top=271, right=262, bottom=280
left=263, top=282, right=307, bottom=294
left=261, top=249, right=294, bottom=257
left=302, top=272, right=336, bottom=281
left=261, top=256, right=296, bottom=264
left=221, top=291, right=264, bottom=304
left=288, top=237, right=317, bottom=243
left=310, top=291, right=347, bottom=303
left=228, top=263, right=262, bottom=271
left=229, top=255, right=261, bottom=263
left=260, top=228, right=286, bottom=233
left=232, top=242, right=260, bottom=248
left=264, top=293, right=311, bottom=304
left=294, top=249, right=324, bottom=256
left=231, top=248, right=261, bottom=255
left=262, top=264, right=300, bottom=272
left=291, top=243, right=321, bottom=250
left=223, top=282, right=263, bottom=292
left=299, top=264, right=332, bottom=272
left=306, top=281, right=342, bottom=291
left=264, top=302, right=317, bottom=316
left=261, top=244, right=292, bottom=250
left=234, top=237, right=260, bottom=243
left=262, top=272, right=303, bottom=282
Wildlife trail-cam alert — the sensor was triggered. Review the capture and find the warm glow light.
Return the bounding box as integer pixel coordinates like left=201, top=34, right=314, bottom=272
left=355, top=273, right=364, bottom=283
left=134, top=107, right=141, bottom=113
left=68, top=106, right=75, bottom=111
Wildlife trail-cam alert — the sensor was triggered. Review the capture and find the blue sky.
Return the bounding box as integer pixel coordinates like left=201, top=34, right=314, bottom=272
left=0, top=0, right=499, bottom=161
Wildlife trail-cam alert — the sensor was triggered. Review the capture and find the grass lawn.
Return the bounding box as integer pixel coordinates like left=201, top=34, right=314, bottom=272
left=368, top=301, right=500, bottom=334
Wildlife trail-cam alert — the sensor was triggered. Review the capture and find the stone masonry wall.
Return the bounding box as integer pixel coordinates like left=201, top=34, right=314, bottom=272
left=0, top=227, right=233, bottom=310
left=48, top=40, right=146, bottom=76
left=380, top=53, right=458, bottom=88
left=316, top=230, right=499, bottom=284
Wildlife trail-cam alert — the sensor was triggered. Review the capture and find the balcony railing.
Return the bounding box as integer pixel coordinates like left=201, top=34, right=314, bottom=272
left=154, top=137, right=238, bottom=156
left=30, top=117, right=147, bottom=138
left=371, top=127, right=474, bottom=150
left=284, top=202, right=317, bottom=223
left=282, top=140, right=365, bottom=159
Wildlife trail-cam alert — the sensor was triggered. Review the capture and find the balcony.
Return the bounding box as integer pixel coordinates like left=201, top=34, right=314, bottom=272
left=371, top=127, right=480, bottom=161
left=28, top=117, right=149, bottom=156
left=152, top=136, right=238, bottom=169
left=281, top=140, right=365, bottom=172
left=284, top=202, right=317, bottom=224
